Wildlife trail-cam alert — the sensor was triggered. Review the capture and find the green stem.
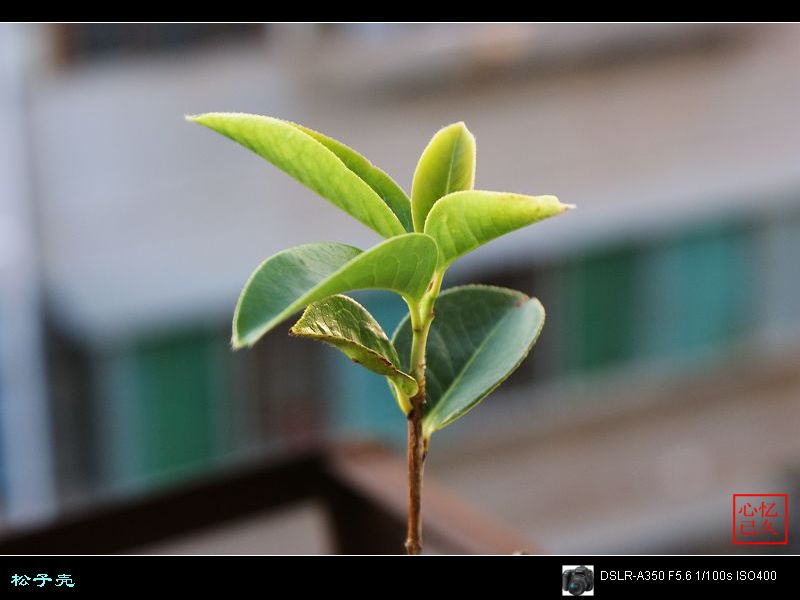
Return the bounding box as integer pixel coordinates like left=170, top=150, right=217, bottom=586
left=404, top=269, right=443, bottom=555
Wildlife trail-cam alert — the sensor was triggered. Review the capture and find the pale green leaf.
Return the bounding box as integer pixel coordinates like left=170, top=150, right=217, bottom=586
left=291, top=123, right=413, bottom=232
left=393, top=285, right=545, bottom=439
left=188, top=113, right=406, bottom=238
left=233, top=234, right=438, bottom=348
left=290, top=295, right=417, bottom=397
left=424, top=191, right=573, bottom=268
left=411, top=122, right=476, bottom=231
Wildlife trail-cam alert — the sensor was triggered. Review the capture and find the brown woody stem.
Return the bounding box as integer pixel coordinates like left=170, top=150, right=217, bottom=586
left=405, top=396, right=425, bottom=555
left=404, top=270, right=442, bottom=555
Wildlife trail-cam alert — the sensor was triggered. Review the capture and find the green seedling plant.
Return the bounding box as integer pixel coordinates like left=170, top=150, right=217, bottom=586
left=188, top=113, right=573, bottom=554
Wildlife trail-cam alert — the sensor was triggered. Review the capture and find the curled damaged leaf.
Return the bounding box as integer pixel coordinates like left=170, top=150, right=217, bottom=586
left=393, top=285, right=546, bottom=439
left=290, top=295, right=418, bottom=400
left=233, top=234, right=438, bottom=349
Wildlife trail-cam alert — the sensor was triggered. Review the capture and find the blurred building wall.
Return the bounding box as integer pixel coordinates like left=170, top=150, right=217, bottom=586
left=0, top=24, right=55, bottom=523
left=0, top=24, right=799, bottom=551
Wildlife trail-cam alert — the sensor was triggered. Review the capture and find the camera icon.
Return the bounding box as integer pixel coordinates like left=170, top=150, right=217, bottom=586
left=562, top=565, right=594, bottom=596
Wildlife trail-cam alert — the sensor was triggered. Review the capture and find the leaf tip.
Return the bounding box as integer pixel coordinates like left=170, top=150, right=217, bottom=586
left=513, top=293, right=531, bottom=307
left=230, top=326, right=252, bottom=351
left=451, top=121, right=475, bottom=143
left=287, top=322, right=307, bottom=338
left=542, top=195, right=576, bottom=213
left=185, top=112, right=234, bottom=127
left=185, top=113, right=213, bottom=125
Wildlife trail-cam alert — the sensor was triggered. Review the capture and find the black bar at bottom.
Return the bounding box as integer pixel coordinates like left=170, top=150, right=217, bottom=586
left=1, top=554, right=797, bottom=595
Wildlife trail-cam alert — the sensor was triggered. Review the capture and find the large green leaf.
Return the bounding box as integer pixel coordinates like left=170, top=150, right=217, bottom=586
left=291, top=123, right=413, bottom=232
left=233, top=234, right=438, bottom=348
left=393, top=285, right=545, bottom=439
left=411, top=122, right=476, bottom=232
left=424, top=191, right=573, bottom=268
left=188, top=113, right=406, bottom=238
left=290, top=295, right=417, bottom=398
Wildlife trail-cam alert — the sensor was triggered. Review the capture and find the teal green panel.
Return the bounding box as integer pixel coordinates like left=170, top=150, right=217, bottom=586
left=561, top=245, right=641, bottom=372
left=131, top=329, right=226, bottom=482
left=531, top=263, right=571, bottom=380
left=638, top=222, right=754, bottom=363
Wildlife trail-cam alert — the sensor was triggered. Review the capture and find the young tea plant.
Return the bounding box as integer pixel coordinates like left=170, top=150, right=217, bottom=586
left=188, top=113, right=573, bottom=554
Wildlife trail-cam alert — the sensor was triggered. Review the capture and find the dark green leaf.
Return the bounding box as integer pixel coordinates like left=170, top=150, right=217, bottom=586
left=393, top=285, right=545, bottom=438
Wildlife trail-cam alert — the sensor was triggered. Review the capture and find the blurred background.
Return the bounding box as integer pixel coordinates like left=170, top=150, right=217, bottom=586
left=0, top=22, right=799, bottom=554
